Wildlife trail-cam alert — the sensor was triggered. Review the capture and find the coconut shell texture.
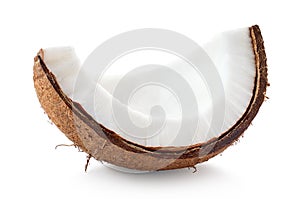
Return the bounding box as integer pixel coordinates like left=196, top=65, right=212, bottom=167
left=33, top=25, right=268, bottom=171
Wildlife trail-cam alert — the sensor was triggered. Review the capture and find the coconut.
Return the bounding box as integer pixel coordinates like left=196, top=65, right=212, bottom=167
left=33, top=25, right=268, bottom=171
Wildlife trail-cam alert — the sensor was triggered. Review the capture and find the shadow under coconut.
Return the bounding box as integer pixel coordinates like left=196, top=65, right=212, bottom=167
left=86, top=162, right=234, bottom=185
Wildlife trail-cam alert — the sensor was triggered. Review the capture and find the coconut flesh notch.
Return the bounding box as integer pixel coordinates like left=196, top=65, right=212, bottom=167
left=33, top=25, right=268, bottom=171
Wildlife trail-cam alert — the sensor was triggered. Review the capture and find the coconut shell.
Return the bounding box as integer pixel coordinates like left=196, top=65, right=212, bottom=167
left=33, top=25, right=268, bottom=171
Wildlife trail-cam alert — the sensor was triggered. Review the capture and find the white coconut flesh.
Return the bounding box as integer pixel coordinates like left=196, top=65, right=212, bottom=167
left=43, top=27, right=255, bottom=147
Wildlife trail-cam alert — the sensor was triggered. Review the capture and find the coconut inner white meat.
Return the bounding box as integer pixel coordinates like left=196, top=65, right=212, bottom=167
left=43, top=27, right=255, bottom=147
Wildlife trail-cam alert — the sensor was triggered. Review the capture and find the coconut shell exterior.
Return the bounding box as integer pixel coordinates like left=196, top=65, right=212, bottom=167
left=33, top=25, right=268, bottom=171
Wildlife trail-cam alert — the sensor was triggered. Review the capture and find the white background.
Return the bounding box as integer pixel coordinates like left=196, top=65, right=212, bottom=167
left=0, top=0, right=299, bottom=198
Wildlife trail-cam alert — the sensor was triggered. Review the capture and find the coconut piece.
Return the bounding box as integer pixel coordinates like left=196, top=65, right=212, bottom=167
left=33, top=25, right=268, bottom=170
